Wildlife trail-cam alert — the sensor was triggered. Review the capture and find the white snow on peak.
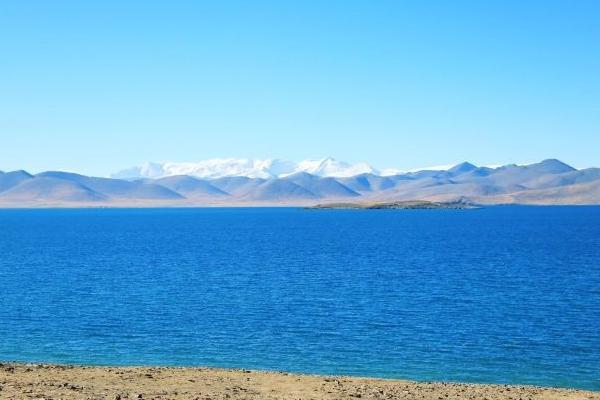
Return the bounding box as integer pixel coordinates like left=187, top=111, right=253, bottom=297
left=161, top=158, right=296, bottom=179
left=380, top=168, right=403, bottom=176
left=111, top=157, right=378, bottom=180
left=286, top=157, right=376, bottom=178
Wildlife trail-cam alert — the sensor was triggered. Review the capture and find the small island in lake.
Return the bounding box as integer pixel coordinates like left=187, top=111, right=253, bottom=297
left=309, top=200, right=480, bottom=210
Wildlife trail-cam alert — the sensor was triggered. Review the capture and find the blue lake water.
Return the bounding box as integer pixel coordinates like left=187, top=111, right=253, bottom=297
left=0, top=207, right=599, bottom=390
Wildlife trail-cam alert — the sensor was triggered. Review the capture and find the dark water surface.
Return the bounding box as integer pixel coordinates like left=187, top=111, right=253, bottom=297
left=0, top=207, right=598, bottom=390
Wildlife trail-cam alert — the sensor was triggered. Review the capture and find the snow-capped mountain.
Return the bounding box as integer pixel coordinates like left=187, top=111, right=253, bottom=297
left=3, top=159, right=598, bottom=206
left=289, top=158, right=375, bottom=178
left=111, top=157, right=378, bottom=179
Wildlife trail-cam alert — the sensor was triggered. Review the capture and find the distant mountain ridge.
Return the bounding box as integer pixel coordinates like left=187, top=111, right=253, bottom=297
left=1, top=159, right=600, bottom=206
left=111, top=157, right=380, bottom=179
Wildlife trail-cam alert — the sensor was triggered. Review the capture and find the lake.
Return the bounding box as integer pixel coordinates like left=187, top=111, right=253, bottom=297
left=0, top=207, right=598, bottom=390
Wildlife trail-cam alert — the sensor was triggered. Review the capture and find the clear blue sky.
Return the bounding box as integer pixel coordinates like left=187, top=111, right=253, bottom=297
left=1, top=1, right=598, bottom=176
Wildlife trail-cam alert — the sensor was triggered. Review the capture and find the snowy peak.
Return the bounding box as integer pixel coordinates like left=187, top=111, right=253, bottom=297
left=112, top=159, right=292, bottom=180
left=111, top=158, right=377, bottom=179
left=159, top=158, right=296, bottom=179
left=289, top=157, right=376, bottom=178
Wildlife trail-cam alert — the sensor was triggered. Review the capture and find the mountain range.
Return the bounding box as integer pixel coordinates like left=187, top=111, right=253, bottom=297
left=111, top=157, right=393, bottom=179
left=1, top=159, right=599, bottom=207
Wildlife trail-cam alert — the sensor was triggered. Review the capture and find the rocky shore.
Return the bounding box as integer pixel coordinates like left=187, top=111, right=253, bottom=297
left=0, top=363, right=598, bottom=400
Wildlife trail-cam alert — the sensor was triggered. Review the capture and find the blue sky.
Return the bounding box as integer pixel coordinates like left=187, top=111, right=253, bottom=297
left=1, top=1, right=598, bottom=176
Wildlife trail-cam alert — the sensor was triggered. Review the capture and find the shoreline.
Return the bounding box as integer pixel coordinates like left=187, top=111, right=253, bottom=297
left=1, top=203, right=600, bottom=209
left=1, top=363, right=598, bottom=399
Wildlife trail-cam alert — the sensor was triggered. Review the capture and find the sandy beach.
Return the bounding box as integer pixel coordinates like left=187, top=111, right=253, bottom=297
left=0, top=363, right=598, bottom=400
